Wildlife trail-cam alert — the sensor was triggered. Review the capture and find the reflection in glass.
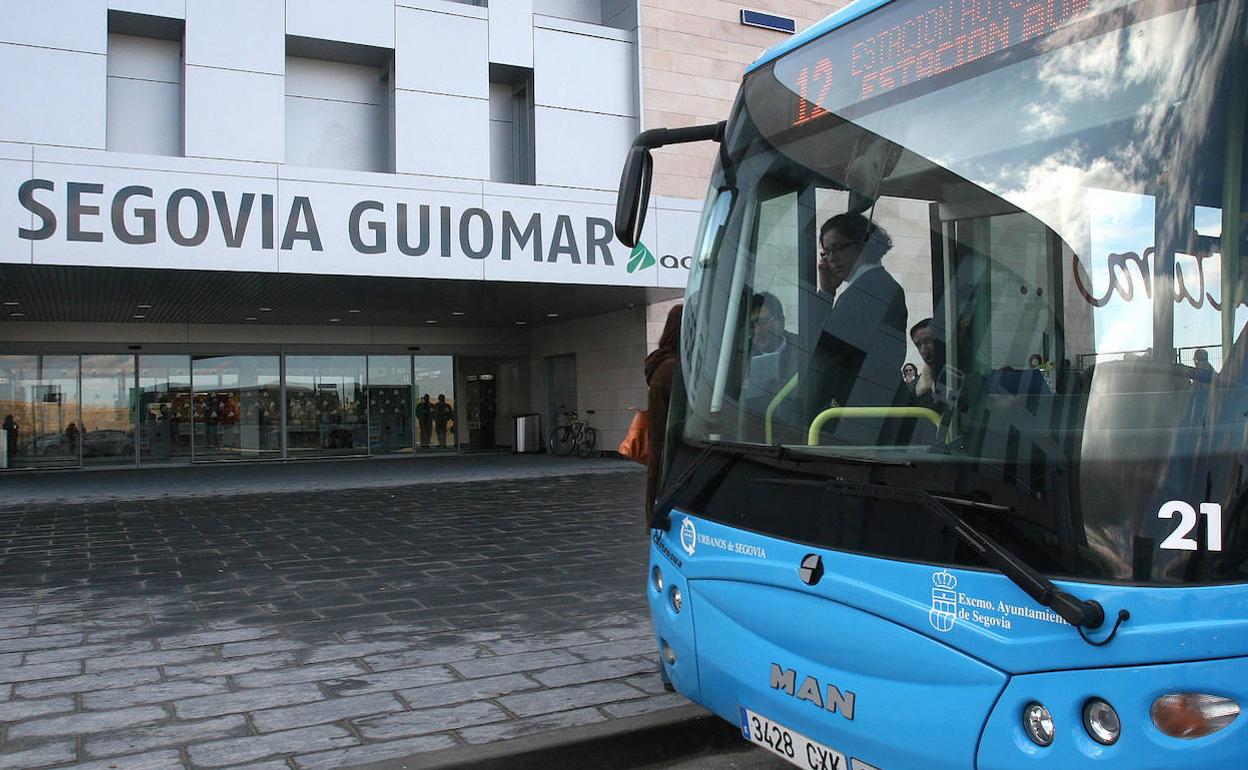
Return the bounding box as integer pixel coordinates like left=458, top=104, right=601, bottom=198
left=80, top=355, right=136, bottom=466
left=286, top=356, right=367, bottom=457
left=192, top=356, right=281, bottom=461
left=367, top=356, right=413, bottom=455
left=139, top=355, right=192, bottom=464
left=415, top=356, right=456, bottom=450
left=0, top=355, right=80, bottom=469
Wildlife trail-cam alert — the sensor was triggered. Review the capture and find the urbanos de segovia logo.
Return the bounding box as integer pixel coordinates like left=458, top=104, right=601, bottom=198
left=680, top=517, right=697, bottom=556
left=929, top=570, right=958, bottom=632
left=627, top=242, right=657, bottom=273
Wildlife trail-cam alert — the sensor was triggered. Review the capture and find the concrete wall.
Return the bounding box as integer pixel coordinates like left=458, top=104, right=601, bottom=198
left=639, top=0, right=847, bottom=199
left=527, top=305, right=649, bottom=452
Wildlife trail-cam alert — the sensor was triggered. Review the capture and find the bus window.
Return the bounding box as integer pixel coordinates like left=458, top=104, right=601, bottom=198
left=674, top=0, right=1247, bottom=582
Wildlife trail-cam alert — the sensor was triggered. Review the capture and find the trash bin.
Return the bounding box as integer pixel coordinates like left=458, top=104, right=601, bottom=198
left=513, top=413, right=542, bottom=453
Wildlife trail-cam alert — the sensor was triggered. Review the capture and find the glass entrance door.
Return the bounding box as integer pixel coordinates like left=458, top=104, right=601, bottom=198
left=80, top=354, right=136, bottom=466
left=415, top=356, right=456, bottom=451
left=367, top=356, right=413, bottom=455
left=192, top=355, right=281, bottom=462
left=139, top=355, right=192, bottom=464
left=285, top=356, right=367, bottom=458
left=0, top=355, right=81, bottom=469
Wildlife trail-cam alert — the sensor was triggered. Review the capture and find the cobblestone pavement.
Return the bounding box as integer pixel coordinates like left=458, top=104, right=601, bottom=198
left=0, top=454, right=638, bottom=507
left=0, top=468, right=686, bottom=769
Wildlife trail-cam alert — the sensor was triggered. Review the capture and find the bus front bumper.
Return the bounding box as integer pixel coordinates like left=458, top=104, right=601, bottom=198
left=978, top=656, right=1248, bottom=769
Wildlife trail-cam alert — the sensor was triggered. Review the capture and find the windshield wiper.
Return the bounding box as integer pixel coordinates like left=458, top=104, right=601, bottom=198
left=756, top=476, right=1113, bottom=633
left=652, top=440, right=907, bottom=530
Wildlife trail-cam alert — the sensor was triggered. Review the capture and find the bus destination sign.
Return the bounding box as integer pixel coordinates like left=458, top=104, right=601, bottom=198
left=778, top=0, right=1095, bottom=126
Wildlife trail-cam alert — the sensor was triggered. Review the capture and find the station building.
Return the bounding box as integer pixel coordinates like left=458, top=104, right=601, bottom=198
left=0, top=0, right=835, bottom=470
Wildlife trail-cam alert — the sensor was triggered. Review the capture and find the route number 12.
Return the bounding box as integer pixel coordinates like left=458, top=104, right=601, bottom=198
left=1158, top=501, right=1222, bottom=551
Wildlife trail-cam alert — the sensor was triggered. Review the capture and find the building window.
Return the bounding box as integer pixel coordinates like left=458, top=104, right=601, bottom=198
left=489, top=67, right=535, bottom=185
left=106, top=12, right=185, bottom=156
left=285, top=37, right=392, bottom=173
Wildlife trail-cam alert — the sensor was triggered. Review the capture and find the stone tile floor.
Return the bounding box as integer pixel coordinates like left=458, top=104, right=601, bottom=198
left=0, top=467, right=685, bottom=769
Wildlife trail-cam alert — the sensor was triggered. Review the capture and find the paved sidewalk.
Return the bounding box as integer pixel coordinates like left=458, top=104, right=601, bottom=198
left=0, top=465, right=688, bottom=769
left=0, top=453, right=636, bottom=506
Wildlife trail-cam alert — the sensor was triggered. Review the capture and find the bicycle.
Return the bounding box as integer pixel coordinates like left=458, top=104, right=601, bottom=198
left=549, top=409, right=596, bottom=458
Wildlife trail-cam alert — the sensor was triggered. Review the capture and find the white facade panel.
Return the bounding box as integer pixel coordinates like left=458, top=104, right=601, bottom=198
left=533, top=107, right=633, bottom=190
left=2, top=159, right=34, bottom=264
left=0, top=142, right=34, bottom=162
left=107, top=34, right=182, bottom=157
left=33, top=145, right=278, bottom=178
left=532, top=0, right=600, bottom=24
left=184, top=66, right=284, bottom=162
left=652, top=196, right=701, bottom=289
left=487, top=0, right=533, bottom=68
left=286, top=0, right=395, bottom=49
left=394, top=91, right=489, bottom=180
left=107, top=34, right=182, bottom=82
left=107, top=0, right=185, bottom=19
left=534, top=27, right=634, bottom=117
left=286, top=96, right=388, bottom=172
left=395, top=7, right=487, bottom=98
left=281, top=163, right=483, bottom=194
left=0, top=44, right=106, bottom=149
left=107, top=77, right=183, bottom=156
left=286, top=57, right=387, bottom=104
left=0, top=0, right=107, bottom=53
left=185, top=0, right=283, bottom=75
left=489, top=120, right=514, bottom=183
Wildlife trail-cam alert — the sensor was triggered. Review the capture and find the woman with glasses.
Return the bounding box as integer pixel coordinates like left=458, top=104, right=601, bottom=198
left=803, top=213, right=909, bottom=440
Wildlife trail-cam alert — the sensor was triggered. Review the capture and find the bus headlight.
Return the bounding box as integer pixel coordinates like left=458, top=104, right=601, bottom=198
left=1022, top=702, right=1055, bottom=747
left=661, top=639, right=676, bottom=664
left=670, top=586, right=683, bottom=613
left=652, top=566, right=663, bottom=593
left=1152, top=694, right=1240, bottom=739
left=1083, top=698, right=1121, bottom=745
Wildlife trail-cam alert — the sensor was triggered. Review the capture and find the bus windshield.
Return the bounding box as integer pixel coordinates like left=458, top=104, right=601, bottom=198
left=677, top=0, right=1247, bottom=584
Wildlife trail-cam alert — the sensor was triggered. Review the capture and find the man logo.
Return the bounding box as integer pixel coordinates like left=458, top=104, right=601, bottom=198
left=798, top=554, right=823, bottom=586
left=627, top=242, right=656, bottom=273
left=680, top=517, right=697, bottom=556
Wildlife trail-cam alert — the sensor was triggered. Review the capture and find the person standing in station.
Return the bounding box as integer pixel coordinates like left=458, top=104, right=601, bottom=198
left=2, top=414, right=17, bottom=466
left=644, top=303, right=682, bottom=692
left=433, top=394, right=454, bottom=448
left=644, top=304, right=682, bottom=528
left=415, top=394, right=433, bottom=448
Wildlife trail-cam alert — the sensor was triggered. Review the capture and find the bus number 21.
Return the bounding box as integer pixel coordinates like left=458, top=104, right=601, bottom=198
left=1158, top=501, right=1222, bottom=551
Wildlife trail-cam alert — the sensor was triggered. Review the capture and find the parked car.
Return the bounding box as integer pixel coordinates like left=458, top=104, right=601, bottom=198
left=82, top=429, right=135, bottom=457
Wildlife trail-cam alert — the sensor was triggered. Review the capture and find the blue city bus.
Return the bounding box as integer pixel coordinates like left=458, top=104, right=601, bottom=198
left=615, top=0, right=1247, bottom=767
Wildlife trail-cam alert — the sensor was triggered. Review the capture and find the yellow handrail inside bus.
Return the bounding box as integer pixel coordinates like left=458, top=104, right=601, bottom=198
left=764, top=373, right=800, bottom=444
left=807, top=406, right=942, bottom=445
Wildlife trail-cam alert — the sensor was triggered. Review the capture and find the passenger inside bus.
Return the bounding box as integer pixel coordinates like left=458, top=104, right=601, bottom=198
left=746, top=292, right=800, bottom=397
left=802, top=213, right=909, bottom=442
left=908, top=317, right=947, bottom=413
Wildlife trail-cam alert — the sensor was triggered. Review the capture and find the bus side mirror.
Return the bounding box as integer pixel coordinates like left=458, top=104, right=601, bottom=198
left=615, top=145, right=653, bottom=248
